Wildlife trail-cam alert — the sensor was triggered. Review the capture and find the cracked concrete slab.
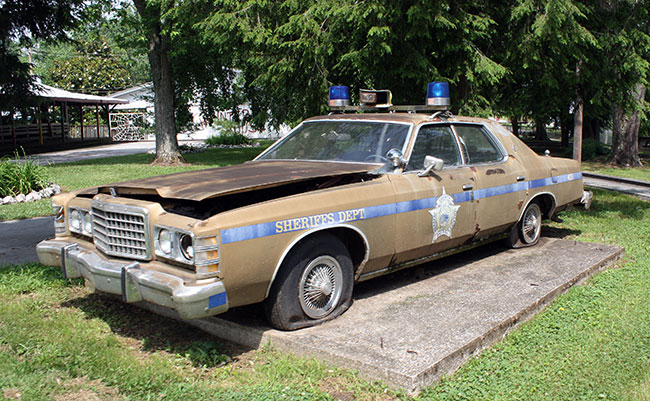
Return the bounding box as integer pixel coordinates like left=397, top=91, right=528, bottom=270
left=143, top=238, right=623, bottom=395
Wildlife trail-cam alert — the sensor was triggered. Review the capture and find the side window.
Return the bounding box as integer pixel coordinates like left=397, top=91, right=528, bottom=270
left=454, top=125, right=504, bottom=164
left=405, top=125, right=460, bottom=171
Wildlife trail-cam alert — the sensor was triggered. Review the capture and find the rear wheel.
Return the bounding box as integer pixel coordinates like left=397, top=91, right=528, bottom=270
left=265, top=233, right=353, bottom=330
left=520, top=201, right=542, bottom=245
left=505, top=200, right=543, bottom=248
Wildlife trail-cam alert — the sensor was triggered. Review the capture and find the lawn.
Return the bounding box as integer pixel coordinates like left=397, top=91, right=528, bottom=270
left=582, top=153, right=650, bottom=182
left=1, top=146, right=649, bottom=399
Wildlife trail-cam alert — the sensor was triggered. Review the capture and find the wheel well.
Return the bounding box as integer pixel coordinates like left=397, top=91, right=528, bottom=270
left=287, top=228, right=368, bottom=273
left=531, top=193, right=556, bottom=219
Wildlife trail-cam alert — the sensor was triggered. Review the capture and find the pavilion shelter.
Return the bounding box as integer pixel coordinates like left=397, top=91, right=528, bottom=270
left=0, top=83, right=128, bottom=154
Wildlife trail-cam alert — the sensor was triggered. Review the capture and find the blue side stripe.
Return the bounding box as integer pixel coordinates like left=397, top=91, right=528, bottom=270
left=220, top=172, right=581, bottom=244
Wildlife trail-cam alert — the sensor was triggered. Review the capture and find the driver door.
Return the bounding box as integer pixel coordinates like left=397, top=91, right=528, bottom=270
left=389, top=124, right=477, bottom=264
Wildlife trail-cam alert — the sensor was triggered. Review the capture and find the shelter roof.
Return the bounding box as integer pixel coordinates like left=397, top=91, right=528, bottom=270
left=35, top=83, right=129, bottom=105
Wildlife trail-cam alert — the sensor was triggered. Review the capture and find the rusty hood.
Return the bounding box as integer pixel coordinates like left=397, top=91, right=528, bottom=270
left=97, top=160, right=378, bottom=201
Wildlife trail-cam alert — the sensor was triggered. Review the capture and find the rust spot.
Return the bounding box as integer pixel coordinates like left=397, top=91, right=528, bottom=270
left=486, top=168, right=506, bottom=175
left=474, top=223, right=480, bottom=234
left=470, top=167, right=477, bottom=173
left=518, top=200, right=524, bottom=210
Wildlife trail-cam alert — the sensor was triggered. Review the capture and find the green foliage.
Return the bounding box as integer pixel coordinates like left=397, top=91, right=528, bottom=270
left=0, top=0, right=85, bottom=109
left=205, top=120, right=253, bottom=146
left=200, top=0, right=507, bottom=128
left=581, top=138, right=610, bottom=160
left=0, top=150, right=48, bottom=197
left=44, top=37, right=131, bottom=95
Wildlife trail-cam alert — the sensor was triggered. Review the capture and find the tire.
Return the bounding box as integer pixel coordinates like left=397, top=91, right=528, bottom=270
left=505, top=200, right=543, bottom=248
left=520, top=201, right=542, bottom=245
left=264, top=233, right=354, bottom=330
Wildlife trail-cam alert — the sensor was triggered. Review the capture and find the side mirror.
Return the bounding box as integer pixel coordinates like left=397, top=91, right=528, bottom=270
left=418, top=155, right=444, bottom=177
left=385, top=148, right=406, bottom=168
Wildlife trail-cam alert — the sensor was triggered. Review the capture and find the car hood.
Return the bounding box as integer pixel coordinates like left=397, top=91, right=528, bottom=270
left=97, top=160, right=379, bottom=201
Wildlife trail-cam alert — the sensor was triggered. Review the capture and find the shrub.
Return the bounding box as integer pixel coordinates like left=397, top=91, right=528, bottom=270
left=581, top=138, right=610, bottom=160
left=205, top=120, right=252, bottom=146
left=0, top=149, right=48, bottom=197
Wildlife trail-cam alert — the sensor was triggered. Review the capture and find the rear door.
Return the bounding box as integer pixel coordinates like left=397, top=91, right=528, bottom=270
left=452, top=124, right=527, bottom=238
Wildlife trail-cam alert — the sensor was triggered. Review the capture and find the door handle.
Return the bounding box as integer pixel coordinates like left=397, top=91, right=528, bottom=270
left=462, top=184, right=474, bottom=191
left=516, top=175, right=526, bottom=182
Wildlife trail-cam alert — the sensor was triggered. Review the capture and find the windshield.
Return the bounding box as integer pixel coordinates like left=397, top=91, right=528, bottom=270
left=258, top=120, right=411, bottom=163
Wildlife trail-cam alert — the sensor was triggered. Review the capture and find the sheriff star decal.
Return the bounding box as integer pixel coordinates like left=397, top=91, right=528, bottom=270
left=429, top=188, right=460, bottom=242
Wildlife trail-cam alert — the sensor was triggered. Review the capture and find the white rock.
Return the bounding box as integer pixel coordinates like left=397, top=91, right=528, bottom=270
left=15, top=194, right=26, bottom=203
left=3, top=196, right=16, bottom=204
left=26, top=192, right=42, bottom=202
left=43, top=187, right=54, bottom=197
left=52, top=184, right=61, bottom=194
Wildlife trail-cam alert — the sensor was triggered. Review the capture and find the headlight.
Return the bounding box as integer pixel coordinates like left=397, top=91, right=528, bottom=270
left=179, top=234, right=193, bottom=259
left=68, top=207, right=92, bottom=237
left=70, top=209, right=82, bottom=231
left=154, top=226, right=193, bottom=265
left=158, top=229, right=172, bottom=255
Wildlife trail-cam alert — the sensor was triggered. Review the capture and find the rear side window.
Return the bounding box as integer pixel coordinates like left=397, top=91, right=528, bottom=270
left=406, top=125, right=461, bottom=171
left=454, top=125, right=504, bottom=164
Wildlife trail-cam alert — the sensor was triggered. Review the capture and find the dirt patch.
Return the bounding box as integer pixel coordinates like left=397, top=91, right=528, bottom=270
left=55, top=376, right=123, bottom=401
left=2, top=388, right=21, bottom=400
left=318, top=377, right=356, bottom=401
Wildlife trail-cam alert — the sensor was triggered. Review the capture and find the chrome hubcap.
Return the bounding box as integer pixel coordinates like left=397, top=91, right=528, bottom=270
left=299, top=255, right=343, bottom=319
left=522, top=204, right=541, bottom=243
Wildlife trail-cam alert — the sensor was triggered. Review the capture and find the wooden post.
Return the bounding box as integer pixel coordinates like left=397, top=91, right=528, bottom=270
left=10, top=111, right=16, bottom=150
left=95, top=104, right=100, bottom=139
left=37, top=106, right=43, bottom=145
left=61, top=103, right=66, bottom=143
left=79, top=104, right=84, bottom=142
left=107, top=105, right=113, bottom=140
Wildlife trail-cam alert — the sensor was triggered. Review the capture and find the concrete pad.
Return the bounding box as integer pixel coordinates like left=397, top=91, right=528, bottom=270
left=143, top=238, right=623, bottom=394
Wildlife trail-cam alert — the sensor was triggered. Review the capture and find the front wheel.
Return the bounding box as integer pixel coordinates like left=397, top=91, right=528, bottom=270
left=265, top=233, right=354, bottom=330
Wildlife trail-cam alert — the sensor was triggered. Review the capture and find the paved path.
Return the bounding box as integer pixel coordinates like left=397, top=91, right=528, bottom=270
left=0, top=217, right=53, bottom=266
left=18, top=139, right=206, bottom=165
left=583, top=172, right=650, bottom=202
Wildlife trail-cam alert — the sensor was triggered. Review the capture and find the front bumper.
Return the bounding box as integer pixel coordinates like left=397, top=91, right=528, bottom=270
left=36, top=239, right=228, bottom=319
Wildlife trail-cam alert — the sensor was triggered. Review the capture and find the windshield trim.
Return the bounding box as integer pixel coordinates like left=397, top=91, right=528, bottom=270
left=254, top=119, right=415, bottom=162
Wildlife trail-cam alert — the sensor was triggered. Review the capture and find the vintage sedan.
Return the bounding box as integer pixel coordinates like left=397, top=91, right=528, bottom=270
left=37, top=84, right=592, bottom=330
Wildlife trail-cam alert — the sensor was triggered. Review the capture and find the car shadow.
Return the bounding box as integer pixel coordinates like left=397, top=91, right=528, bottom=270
left=62, top=293, right=254, bottom=368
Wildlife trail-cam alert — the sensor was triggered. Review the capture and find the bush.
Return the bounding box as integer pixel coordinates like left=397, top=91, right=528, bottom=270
left=581, top=138, right=610, bottom=160
left=205, top=120, right=252, bottom=146
left=0, top=149, right=48, bottom=197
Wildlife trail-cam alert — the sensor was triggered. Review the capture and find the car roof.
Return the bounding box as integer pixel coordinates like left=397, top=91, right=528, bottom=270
left=303, top=113, right=492, bottom=126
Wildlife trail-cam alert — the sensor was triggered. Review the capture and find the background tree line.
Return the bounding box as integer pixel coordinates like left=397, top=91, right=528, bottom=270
left=2, top=0, right=649, bottom=166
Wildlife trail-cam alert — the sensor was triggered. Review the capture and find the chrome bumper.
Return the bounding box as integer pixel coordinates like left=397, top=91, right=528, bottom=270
left=580, top=190, right=593, bottom=210
left=36, top=239, right=228, bottom=319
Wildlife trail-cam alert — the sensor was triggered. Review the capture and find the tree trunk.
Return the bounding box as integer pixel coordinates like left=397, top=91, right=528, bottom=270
left=573, top=100, right=583, bottom=162
left=611, top=84, right=645, bottom=167
left=133, top=0, right=183, bottom=165
left=573, top=61, right=583, bottom=162
left=534, top=117, right=548, bottom=141
left=511, top=117, right=520, bottom=138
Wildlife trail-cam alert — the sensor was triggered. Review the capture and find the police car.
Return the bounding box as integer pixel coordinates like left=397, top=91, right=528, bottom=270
left=37, top=82, right=592, bottom=330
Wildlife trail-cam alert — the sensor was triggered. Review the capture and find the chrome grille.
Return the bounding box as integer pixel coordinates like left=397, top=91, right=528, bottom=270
left=92, top=201, right=151, bottom=260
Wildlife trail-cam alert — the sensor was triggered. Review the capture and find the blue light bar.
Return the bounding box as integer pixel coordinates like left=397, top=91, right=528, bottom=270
left=329, top=85, right=350, bottom=107
left=426, top=82, right=450, bottom=109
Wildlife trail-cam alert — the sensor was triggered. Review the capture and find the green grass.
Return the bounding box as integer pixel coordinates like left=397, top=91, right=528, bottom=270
left=582, top=158, right=650, bottom=182
left=0, top=146, right=267, bottom=221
